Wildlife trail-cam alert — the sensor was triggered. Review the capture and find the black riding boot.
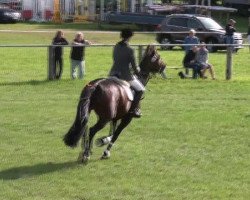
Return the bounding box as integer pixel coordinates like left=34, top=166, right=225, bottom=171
left=129, top=91, right=143, bottom=118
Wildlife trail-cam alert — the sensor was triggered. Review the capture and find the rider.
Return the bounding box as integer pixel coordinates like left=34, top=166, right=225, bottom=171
left=109, top=28, right=145, bottom=118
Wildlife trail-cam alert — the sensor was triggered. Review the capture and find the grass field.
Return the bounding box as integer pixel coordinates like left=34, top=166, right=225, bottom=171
left=0, top=22, right=250, bottom=200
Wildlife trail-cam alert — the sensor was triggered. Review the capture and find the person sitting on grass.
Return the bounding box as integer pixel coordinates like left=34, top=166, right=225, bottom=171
left=178, top=45, right=201, bottom=79
left=196, top=42, right=216, bottom=80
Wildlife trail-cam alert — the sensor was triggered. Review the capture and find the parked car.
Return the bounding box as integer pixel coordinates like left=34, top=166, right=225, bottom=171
left=156, top=14, right=243, bottom=52
left=0, top=8, right=21, bottom=23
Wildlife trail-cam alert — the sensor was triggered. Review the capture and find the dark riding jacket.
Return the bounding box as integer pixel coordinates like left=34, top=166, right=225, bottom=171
left=109, top=40, right=138, bottom=81
left=52, top=37, right=68, bottom=59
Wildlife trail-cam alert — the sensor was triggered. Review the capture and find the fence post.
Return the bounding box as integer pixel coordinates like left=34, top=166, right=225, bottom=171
left=48, top=45, right=55, bottom=80
left=138, top=45, right=143, bottom=63
left=226, top=46, right=233, bottom=80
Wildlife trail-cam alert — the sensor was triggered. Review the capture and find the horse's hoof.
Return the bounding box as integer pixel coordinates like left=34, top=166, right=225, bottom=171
left=82, top=155, right=90, bottom=164
left=95, top=136, right=108, bottom=147
left=100, top=150, right=110, bottom=159
left=77, top=152, right=90, bottom=164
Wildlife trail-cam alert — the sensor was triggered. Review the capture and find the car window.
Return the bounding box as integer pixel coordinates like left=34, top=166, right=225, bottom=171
left=187, top=19, right=202, bottom=29
left=168, top=17, right=188, bottom=27
left=197, top=17, right=223, bottom=30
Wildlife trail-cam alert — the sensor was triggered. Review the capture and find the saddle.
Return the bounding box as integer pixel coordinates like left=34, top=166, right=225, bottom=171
left=107, top=77, right=134, bottom=101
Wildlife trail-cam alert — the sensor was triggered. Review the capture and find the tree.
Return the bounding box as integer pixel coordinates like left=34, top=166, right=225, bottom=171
left=187, top=0, right=222, bottom=6
left=161, top=0, right=172, bottom=4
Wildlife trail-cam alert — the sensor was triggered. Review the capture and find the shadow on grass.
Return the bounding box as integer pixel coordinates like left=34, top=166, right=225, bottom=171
left=0, top=79, right=76, bottom=87
left=0, top=161, right=78, bottom=180
left=0, top=79, right=50, bottom=86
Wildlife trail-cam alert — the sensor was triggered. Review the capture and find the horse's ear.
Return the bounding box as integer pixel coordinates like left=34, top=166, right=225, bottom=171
left=151, top=45, right=157, bottom=52
left=145, top=45, right=151, bottom=55
left=146, top=45, right=154, bottom=56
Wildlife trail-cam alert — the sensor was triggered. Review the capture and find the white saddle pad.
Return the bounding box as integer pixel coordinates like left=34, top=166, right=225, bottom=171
left=122, top=85, right=133, bottom=101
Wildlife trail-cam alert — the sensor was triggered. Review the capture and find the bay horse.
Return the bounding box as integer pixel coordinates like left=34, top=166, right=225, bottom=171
left=63, top=45, right=166, bottom=163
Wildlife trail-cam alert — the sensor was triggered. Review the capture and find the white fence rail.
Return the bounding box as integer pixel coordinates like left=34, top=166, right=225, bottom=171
left=0, top=43, right=249, bottom=81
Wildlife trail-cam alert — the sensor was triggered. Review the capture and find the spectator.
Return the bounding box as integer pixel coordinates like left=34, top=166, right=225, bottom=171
left=178, top=45, right=201, bottom=79
left=225, top=19, right=236, bottom=51
left=109, top=28, right=144, bottom=118
left=196, top=42, right=216, bottom=80
left=70, top=32, right=91, bottom=79
left=184, top=29, right=200, bottom=54
left=52, top=30, right=68, bottom=79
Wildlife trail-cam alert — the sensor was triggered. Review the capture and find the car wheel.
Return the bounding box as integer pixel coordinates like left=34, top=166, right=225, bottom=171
left=160, top=37, right=173, bottom=50
left=206, top=39, right=218, bottom=53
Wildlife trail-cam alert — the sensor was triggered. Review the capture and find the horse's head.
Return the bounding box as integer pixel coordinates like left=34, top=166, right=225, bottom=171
left=139, top=45, right=166, bottom=76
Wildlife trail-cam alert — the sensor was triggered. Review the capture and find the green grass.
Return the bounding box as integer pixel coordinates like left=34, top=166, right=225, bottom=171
left=0, top=26, right=250, bottom=199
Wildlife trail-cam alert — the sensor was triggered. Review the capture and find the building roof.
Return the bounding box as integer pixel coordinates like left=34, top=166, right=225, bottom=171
left=146, top=4, right=237, bottom=14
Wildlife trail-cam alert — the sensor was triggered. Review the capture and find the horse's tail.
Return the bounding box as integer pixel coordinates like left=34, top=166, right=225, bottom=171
left=63, top=84, right=97, bottom=148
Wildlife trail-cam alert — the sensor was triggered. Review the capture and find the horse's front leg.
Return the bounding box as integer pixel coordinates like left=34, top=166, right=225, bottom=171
left=95, top=120, right=117, bottom=147
left=78, top=119, right=108, bottom=164
left=101, top=115, right=133, bottom=159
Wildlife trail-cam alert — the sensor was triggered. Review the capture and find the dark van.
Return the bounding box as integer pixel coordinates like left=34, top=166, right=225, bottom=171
left=156, top=14, right=243, bottom=52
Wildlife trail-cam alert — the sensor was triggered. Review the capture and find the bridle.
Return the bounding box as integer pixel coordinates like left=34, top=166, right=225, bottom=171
left=138, top=45, right=166, bottom=85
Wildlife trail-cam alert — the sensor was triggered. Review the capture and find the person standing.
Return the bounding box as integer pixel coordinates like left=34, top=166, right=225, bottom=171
left=70, top=32, right=91, bottom=79
left=52, top=30, right=68, bottom=79
left=225, top=19, right=236, bottom=51
left=183, top=29, right=200, bottom=75
left=109, top=28, right=145, bottom=118
left=184, top=29, right=200, bottom=54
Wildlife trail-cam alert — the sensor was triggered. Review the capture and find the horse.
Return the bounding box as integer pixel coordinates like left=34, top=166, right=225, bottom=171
left=63, top=45, right=166, bottom=163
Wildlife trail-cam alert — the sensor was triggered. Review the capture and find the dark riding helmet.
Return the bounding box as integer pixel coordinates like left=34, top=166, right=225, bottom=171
left=120, top=28, right=134, bottom=39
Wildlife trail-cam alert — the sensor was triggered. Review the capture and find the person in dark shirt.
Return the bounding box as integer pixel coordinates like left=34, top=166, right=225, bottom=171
left=178, top=46, right=201, bottom=79
left=70, top=32, right=91, bottom=79
left=109, top=28, right=144, bottom=118
left=52, top=30, right=68, bottom=79
left=225, top=19, right=236, bottom=51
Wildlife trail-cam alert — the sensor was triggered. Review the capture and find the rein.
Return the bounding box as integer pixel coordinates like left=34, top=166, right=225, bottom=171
left=138, top=72, right=151, bottom=86
left=138, top=46, right=165, bottom=85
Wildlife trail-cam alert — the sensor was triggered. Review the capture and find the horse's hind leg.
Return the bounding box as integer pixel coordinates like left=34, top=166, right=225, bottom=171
left=79, top=119, right=108, bottom=163
left=101, top=115, right=133, bottom=159
left=109, top=120, right=117, bottom=136
left=95, top=120, right=117, bottom=147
